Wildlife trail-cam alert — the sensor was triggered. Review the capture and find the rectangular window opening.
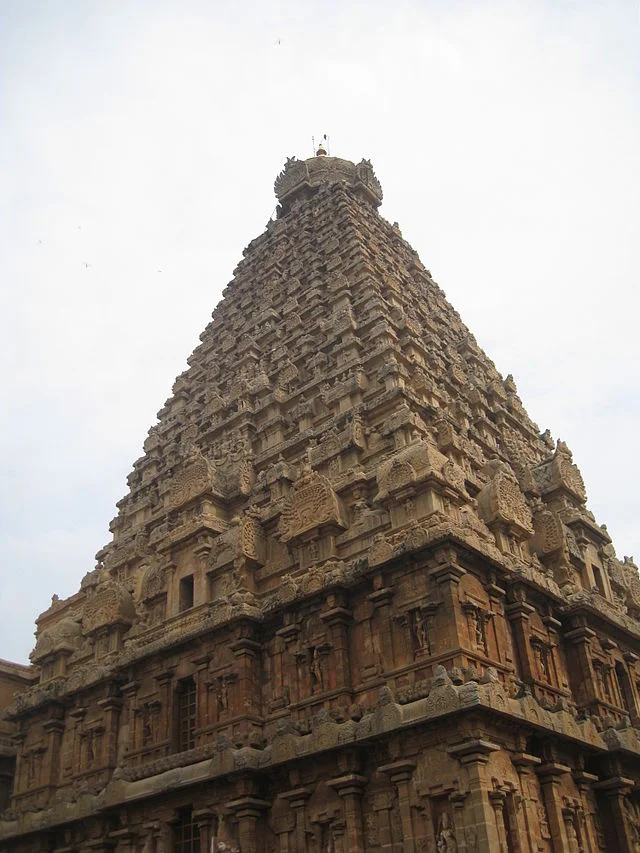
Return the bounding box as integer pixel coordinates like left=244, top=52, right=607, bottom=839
left=179, top=574, right=195, bottom=611
left=177, top=677, right=197, bottom=752
left=175, top=807, right=201, bottom=853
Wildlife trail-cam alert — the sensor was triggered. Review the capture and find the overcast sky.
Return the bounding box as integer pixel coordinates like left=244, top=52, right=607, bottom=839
left=1, top=1, right=639, bottom=664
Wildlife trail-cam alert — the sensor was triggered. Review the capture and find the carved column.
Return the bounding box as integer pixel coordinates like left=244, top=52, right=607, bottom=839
left=320, top=601, right=352, bottom=692
left=281, top=787, right=312, bottom=853
left=379, top=760, right=417, bottom=853
left=368, top=585, right=394, bottom=673
left=108, top=829, right=136, bottom=853
left=97, top=694, right=123, bottom=768
left=561, top=807, right=581, bottom=853
left=593, top=776, right=636, bottom=853
left=193, top=808, right=216, bottom=853
left=572, top=769, right=599, bottom=853
left=193, top=654, right=211, bottom=732
left=275, top=622, right=300, bottom=704
left=230, top=635, right=261, bottom=719
left=489, top=789, right=509, bottom=853
left=542, top=614, right=563, bottom=690
left=155, top=667, right=176, bottom=744
left=486, top=580, right=509, bottom=666
left=328, top=773, right=367, bottom=851
left=622, top=651, right=640, bottom=725
left=451, top=793, right=469, bottom=853
left=139, top=823, right=156, bottom=853
left=504, top=598, right=536, bottom=683
left=155, top=822, right=172, bottom=853
left=371, top=791, right=395, bottom=852
left=68, top=707, right=86, bottom=776
left=42, top=714, right=65, bottom=788
left=564, top=625, right=598, bottom=708
left=428, top=554, right=467, bottom=664
left=331, top=820, right=347, bottom=853
left=511, top=752, right=541, bottom=853
left=10, top=731, right=26, bottom=796
left=535, top=762, right=572, bottom=852
left=120, top=680, right=140, bottom=757
left=448, top=740, right=501, bottom=853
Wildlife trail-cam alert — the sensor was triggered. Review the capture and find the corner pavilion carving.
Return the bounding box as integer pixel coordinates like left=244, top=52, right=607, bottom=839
left=1, top=149, right=640, bottom=852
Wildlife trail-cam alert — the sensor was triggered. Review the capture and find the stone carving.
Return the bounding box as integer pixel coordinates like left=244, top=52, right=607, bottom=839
left=274, top=157, right=310, bottom=200
left=375, top=438, right=464, bottom=502
left=31, top=617, right=83, bottom=663
left=279, top=466, right=347, bottom=542
left=476, top=461, right=534, bottom=537
left=139, top=563, right=167, bottom=601
left=170, top=451, right=215, bottom=508
left=436, top=812, right=458, bottom=852
left=82, top=581, right=136, bottom=634
left=531, top=506, right=564, bottom=556
left=532, top=440, right=587, bottom=503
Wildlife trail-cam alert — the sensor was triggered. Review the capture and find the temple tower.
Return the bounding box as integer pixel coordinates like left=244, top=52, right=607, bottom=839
left=2, top=151, right=640, bottom=852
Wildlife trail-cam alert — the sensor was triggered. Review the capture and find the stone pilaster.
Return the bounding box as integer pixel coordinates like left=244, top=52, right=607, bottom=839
left=428, top=554, right=467, bottom=663
left=488, top=788, right=509, bottom=853
left=120, top=680, right=140, bottom=757
left=504, top=598, right=536, bottom=683
left=511, top=752, right=542, bottom=853
left=572, top=769, right=599, bottom=853
left=593, top=776, right=636, bottom=853
left=193, top=808, right=216, bottom=853
left=229, top=637, right=261, bottom=719
left=448, top=739, right=501, bottom=853
left=154, top=667, right=176, bottom=744
left=280, top=786, right=312, bottom=853
left=42, top=715, right=65, bottom=789
left=486, top=581, right=509, bottom=667
left=535, top=762, right=572, bottom=853
left=379, top=760, right=417, bottom=853
left=327, top=773, right=367, bottom=851
left=368, top=585, right=394, bottom=673
left=622, top=651, right=640, bottom=725
left=108, top=829, right=136, bottom=853
left=192, top=654, right=211, bottom=732
left=564, top=626, right=598, bottom=708
left=97, top=694, right=123, bottom=768
left=320, top=604, right=352, bottom=692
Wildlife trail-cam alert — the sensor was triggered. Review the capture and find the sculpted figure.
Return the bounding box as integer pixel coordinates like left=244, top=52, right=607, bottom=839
left=414, top=610, right=431, bottom=653
left=311, top=647, right=323, bottom=689
left=436, top=812, right=458, bottom=853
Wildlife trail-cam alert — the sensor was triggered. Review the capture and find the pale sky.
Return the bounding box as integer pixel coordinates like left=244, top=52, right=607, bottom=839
left=1, top=1, right=639, bottom=664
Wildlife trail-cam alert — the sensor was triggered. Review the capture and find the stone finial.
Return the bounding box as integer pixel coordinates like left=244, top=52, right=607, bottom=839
left=274, top=154, right=383, bottom=214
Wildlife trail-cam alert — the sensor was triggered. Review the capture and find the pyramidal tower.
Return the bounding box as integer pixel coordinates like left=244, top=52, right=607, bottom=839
left=3, top=150, right=640, bottom=853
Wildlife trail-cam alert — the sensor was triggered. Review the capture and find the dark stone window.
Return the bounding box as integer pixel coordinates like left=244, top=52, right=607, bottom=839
left=175, top=807, right=200, bottom=853
left=176, top=677, right=197, bottom=752
left=179, top=575, right=195, bottom=611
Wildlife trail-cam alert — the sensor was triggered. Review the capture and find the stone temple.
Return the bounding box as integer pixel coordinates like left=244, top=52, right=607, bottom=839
left=2, top=147, right=640, bottom=853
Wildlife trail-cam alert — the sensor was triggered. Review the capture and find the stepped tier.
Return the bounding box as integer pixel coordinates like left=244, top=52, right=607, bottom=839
left=2, top=152, right=640, bottom=853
